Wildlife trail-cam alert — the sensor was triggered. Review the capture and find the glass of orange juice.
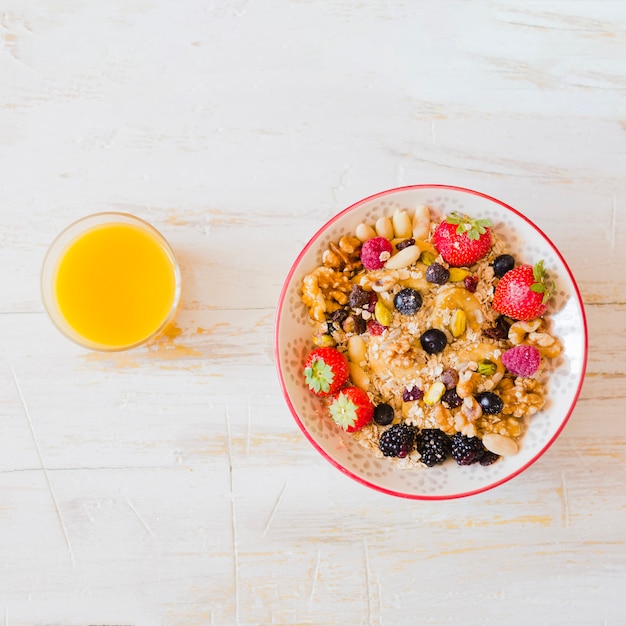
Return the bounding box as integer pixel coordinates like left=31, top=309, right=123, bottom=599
left=41, top=212, right=181, bottom=351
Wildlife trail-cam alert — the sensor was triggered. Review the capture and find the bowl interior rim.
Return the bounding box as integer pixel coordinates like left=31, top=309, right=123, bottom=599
left=274, top=184, right=589, bottom=500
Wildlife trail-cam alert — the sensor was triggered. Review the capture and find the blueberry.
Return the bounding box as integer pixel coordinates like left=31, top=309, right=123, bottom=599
left=493, top=254, right=515, bottom=278
left=394, top=288, right=423, bottom=315
left=425, top=262, right=450, bottom=285
left=420, top=328, right=447, bottom=354
left=475, top=391, right=504, bottom=415
left=373, top=403, right=394, bottom=426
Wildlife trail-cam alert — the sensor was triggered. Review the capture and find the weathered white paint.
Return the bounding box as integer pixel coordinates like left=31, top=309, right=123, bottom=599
left=0, top=1, right=624, bottom=624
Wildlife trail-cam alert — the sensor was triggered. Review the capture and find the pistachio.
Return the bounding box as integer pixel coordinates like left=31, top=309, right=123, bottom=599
left=449, top=268, right=470, bottom=282
left=424, top=381, right=446, bottom=405
left=313, top=334, right=335, bottom=347
left=420, top=250, right=436, bottom=266
left=449, top=309, right=467, bottom=338
left=374, top=300, right=392, bottom=326
left=477, top=359, right=497, bottom=376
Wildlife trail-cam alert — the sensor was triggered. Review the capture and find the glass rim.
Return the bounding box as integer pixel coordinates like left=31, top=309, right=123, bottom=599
left=41, top=211, right=182, bottom=352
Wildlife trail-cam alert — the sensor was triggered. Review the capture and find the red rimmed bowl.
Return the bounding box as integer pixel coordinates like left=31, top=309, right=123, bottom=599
left=274, top=185, right=587, bottom=500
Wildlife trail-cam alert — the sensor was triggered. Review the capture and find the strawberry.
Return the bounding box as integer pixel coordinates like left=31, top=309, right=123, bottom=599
left=432, top=212, right=493, bottom=267
left=327, top=386, right=374, bottom=432
left=304, top=346, right=350, bottom=397
left=492, top=260, right=555, bottom=321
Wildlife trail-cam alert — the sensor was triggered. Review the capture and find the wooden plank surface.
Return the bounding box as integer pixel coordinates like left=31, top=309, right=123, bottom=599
left=1, top=1, right=625, bottom=624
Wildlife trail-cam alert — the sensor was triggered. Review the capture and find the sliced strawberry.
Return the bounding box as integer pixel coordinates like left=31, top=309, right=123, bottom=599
left=328, top=386, right=374, bottom=432
left=304, top=346, right=350, bottom=397
left=432, top=212, right=493, bottom=267
left=492, top=261, right=555, bottom=321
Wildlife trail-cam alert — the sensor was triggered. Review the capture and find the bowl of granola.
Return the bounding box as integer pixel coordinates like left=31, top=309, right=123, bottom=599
left=274, top=185, right=587, bottom=499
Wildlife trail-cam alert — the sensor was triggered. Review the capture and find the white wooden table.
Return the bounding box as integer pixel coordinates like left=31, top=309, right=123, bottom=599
left=1, top=1, right=624, bottom=624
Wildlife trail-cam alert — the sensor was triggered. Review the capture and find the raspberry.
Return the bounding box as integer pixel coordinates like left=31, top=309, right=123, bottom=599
left=379, top=423, right=416, bottom=458
left=360, top=237, right=392, bottom=270
left=450, top=433, right=486, bottom=465
left=501, top=344, right=541, bottom=378
left=415, top=429, right=451, bottom=467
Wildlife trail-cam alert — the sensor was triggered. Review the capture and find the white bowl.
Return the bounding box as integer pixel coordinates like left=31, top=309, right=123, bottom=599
left=274, top=185, right=587, bottom=500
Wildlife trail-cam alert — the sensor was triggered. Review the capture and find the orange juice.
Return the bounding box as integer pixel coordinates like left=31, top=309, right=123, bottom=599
left=43, top=214, right=180, bottom=350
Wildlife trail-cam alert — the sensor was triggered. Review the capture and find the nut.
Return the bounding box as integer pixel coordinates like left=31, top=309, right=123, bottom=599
left=349, top=361, right=370, bottom=391
left=375, top=216, right=394, bottom=240
left=301, top=266, right=353, bottom=322
left=449, top=309, right=467, bottom=337
left=347, top=335, right=367, bottom=364
left=456, top=370, right=479, bottom=398
left=392, top=209, right=412, bottom=238
left=424, top=381, right=446, bottom=405
left=322, top=236, right=362, bottom=273
left=384, top=245, right=421, bottom=270
left=449, top=268, right=470, bottom=282
left=355, top=222, right=376, bottom=242
left=374, top=300, right=392, bottom=326
left=482, top=433, right=519, bottom=456
left=412, top=204, right=431, bottom=239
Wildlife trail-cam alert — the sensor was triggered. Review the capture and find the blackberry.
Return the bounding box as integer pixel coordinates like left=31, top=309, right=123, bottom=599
left=373, top=403, right=394, bottom=426
left=394, top=288, right=423, bottom=315
left=425, top=262, right=450, bottom=285
left=450, top=433, right=486, bottom=465
left=479, top=450, right=501, bottom=466
left=415, top=429, right=451, bottom=467
left=441, top=388, right=463, bottom=409
left=379, top=423, right=416, bottom=458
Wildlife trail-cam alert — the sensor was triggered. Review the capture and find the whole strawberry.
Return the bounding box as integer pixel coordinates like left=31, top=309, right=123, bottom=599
left=492, top=260, right=554, bottom=321
left=432, top=212, right=493, bottom=267
left=304, top=346, right=350, bottom=397
left=328, top=386, right=374, bottom=432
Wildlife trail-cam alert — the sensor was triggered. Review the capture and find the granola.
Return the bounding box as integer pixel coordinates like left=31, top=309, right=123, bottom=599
left=301, top=206, right=561, bottom=468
